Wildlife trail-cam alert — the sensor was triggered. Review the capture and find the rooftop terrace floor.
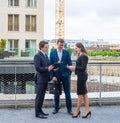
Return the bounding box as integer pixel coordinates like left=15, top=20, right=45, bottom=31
left=0, top=105, right=119, bottom=123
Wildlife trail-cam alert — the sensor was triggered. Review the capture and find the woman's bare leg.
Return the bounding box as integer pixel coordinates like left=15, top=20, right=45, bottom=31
left=73, top=95, right=83, bottom=115
left=83, top=94, right=90, bottom=115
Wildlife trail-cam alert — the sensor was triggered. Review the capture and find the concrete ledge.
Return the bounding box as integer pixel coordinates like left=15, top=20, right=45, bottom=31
left=0, top=92, right=120, bottom=108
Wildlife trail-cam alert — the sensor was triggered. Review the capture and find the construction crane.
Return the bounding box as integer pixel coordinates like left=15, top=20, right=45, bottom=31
left=55, top=0, right=64, bottom=39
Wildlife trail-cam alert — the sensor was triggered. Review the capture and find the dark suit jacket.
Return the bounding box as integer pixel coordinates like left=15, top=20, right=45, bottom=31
left=34, top=51, right=50, bottom=84
left=50, top=49, right=72, bottom=79
left=75, top=54, right=88, bottom=75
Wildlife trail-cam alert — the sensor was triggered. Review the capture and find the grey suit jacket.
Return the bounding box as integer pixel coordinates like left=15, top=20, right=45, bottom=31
left=34, top=51, right=50, bottom=84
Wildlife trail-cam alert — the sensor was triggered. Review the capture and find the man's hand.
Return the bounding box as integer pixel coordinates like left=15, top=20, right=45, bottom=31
left=52, top=77, right=57, bottom=81
left=48, top=65, right=54, bottom=71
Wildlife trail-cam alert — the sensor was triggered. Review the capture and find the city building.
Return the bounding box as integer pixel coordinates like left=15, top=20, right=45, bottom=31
left=0, top=0, right=44, bottom=57
left=64, top=39, right=109, bottom=49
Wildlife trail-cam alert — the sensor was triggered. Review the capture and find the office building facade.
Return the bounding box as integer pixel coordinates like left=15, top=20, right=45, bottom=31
left=0, top=0, right=44, bottom=56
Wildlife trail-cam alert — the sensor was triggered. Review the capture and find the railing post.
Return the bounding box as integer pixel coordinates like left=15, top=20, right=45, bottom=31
left=99, top=64, right=102, bottom=106
left=14, top=63, right=17, bottom=109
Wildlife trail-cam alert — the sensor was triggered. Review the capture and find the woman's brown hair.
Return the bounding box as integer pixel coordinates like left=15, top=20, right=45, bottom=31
left=75, top=42, right=87, bottom=54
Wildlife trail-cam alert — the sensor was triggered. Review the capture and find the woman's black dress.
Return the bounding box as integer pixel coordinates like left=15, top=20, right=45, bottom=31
left=75, top=54, right=88, bottom=95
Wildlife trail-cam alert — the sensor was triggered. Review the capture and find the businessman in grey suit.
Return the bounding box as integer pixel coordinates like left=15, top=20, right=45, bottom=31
left=34, top=40, right=54, bottom=119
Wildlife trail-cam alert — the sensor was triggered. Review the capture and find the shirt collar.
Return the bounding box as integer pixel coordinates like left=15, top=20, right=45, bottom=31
left=40, top=50, right=46, bottom=55
left=57, top=49, right=62, bottom=52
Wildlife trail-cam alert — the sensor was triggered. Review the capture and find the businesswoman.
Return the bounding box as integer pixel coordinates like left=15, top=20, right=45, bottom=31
left=67, top=42, right=91, bottom=118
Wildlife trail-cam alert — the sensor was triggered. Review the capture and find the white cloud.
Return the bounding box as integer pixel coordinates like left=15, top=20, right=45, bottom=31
left=44, top=0, right=120, bottom=43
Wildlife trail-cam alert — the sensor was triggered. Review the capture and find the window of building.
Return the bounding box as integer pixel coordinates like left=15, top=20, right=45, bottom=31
left=8, top=0, right=19, bottom=6
left=7, top=39, right=19, bottom=55
left=25, top=15, right=36, bottom=31
left=25, top=40, right=36, bottom=56
left=26, top=0, right=37, bottom=8
left=25, top=40, right=36, bottom=49
left=25, top=40, right=30, bottom=49
left=8, top=14, right=19, bottom=31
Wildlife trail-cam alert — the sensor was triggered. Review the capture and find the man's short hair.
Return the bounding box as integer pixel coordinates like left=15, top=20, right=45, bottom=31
left=39, top=40, right=48, bottom=50
left=57, top=38, right=64, bottom=44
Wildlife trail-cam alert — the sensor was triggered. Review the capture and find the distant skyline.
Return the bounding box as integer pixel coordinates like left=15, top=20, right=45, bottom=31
left=44, top=0, right=120, bottom=44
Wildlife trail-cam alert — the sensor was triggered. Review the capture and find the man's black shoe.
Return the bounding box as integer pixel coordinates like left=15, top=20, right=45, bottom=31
left=36, top=114, right=48, bottom=119
left=52, top=109, right=59, bottom=114
left=68, top=111, right=73, bottom=115
left=42, top=112, right=49, bottom=116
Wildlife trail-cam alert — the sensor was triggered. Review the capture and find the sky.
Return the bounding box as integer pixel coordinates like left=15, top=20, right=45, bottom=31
left=44, top=0, right=120, bottom=43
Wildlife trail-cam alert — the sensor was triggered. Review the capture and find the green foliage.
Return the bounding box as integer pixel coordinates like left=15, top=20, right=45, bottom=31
left=107, top=51, right=111, bottom=56
left=88, top=50, right=120, bottom=57
left=111, top=50, right=119, bottom=56
left=0, top=38, right=6, bottom=53
left=67, top=45, right=73, bottom=56
left=90, top=51, right=97, bottom=56
left=118, top=52, right=120, bottom=56
left=50, top=46, right=55, bottom=52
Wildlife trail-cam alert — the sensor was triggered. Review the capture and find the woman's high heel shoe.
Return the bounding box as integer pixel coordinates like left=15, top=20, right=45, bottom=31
left=82, top=111, right=91, bottom=118
left=72, top=111, right=81, bottom=118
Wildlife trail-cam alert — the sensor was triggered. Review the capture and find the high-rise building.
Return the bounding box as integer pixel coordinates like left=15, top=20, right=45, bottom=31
left=0, top=0, right=44, bottom=57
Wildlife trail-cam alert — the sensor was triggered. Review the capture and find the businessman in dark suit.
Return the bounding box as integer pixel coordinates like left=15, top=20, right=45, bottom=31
left=50, top=38, right=73, bottom=115
left=34, top=40, right=54, bottom=119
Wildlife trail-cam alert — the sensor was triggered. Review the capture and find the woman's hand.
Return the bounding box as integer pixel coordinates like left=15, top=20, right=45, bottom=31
left=67, top=66, right=75, bottom=71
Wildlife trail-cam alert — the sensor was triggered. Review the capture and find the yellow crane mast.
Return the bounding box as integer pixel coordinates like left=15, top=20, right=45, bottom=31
left=55, top=0, right=64, bottom=39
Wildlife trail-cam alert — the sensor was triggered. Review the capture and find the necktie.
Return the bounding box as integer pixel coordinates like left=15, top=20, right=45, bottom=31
left=44, top=54, right=49, bottom=65
left=45, top=53, right=48, bottom=60
left=44, top=53, right=49, bottom=65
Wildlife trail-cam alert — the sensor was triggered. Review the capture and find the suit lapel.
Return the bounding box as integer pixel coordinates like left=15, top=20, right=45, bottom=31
left=61, top=49, right=64, bottom=62
left=39, top=51, right=49, bottom=65
left=38, top=51, right=44, bottom=58
left=55, top=49, right=59, bottom=61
